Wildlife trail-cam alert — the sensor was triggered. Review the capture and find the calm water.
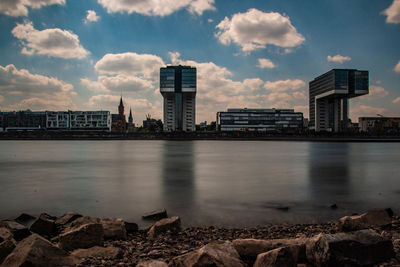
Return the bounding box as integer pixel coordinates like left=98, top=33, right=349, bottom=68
left=0, top=140, right=399, bottom=227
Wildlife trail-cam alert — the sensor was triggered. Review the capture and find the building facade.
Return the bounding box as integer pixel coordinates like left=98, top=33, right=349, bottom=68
left=160, top=65, right=196, bottom=132
left=0, top=110, right=46, bottom=131
left=309, top=69, right=369, bottom=132
left=111, top=97, right=127, bottom=132
left=46, top=111, right=111, bottom=131
left=359, top=117, right=400, bottom=133
left=216, top=108, right=303, bottom=132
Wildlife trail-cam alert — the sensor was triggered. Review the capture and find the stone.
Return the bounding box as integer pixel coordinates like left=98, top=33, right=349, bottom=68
left=306, top=229, right=395, bottom=266
left=340, top=209, right=392, bottom=231
left=58, top=223, right=104, bottom=251
left=142, top=209, right=168, bottom=220
left=101, top=218, right=127, bottom=240
left=330, top=204, right=338, bottom=210
left=61, top=216, right=99, bottom=234
left=170, top=241, right=245, bottom=267
left=1, top=234, right=77, bottom=267
left=0, top=228, right=16, bottom=264
left=55, top=212, right=82, bottom=228
left=71, top=246, right=122, bottom=259
left=14, top=213, right=36, bottom=227
left=147, top=216, right=182, bottom=239
left=137, top=260, right=168, bottom=267
left=253, top=246, right=303, bottom=267
left=0, top=220, right=31, bottom=241
left=232, top=238, right=307, bottom=263
left=125, top=222, right=139, bottom=233
left=30, top=213, right=57, bottom=238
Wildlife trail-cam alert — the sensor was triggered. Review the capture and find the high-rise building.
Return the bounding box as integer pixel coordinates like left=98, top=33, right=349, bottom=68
left=160, top=65, right=196, bottom=131
left=309, top=69, right=369, bottom=132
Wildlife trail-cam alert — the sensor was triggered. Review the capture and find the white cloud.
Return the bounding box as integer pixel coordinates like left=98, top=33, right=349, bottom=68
left=0, top=0, right=65, bottom=17
left=382, top=0, right=400, bottom=24
left=293, top=105, right=309, bottom=118
left=85, top=10, right=100, bottom=23
left=208, top=18, right=213, bottom=23
left=215, top=8, right=305, bottom=53
left=393, top=97, right=400, bottom=104
left=264, top=79, right=306, bottom=92
left=12, top=21, right=89, bottom=59
left=97, top=0, right=215, bottom=16
left=257, top=58, right=276, bottom=69
left=0, top=64, right=76, bottom=111
left=0, top=95, right=3, bottom=103
left=95, top=52, right=165, bottom=78
left=361, top=85, right=389, bottom=99
left=327, top=54, right=351, bottom=64
left=81, top=75, right=154, bottom=93
left=350, top=104, right=387, bottom=120
left=394, top=60, right=400, bottom=73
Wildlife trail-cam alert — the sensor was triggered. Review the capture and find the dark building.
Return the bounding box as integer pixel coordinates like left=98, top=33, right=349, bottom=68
left=160, top=65, right=196, bottom=132
left=127, top=108, right=135, bottom=133
left=0, top=110, right=46, bottom=131
left=143, top=114, right=163, bottom=132
left=309, top=69, right=369, bottom=132
left=216, top=108, right=303, bottom=132
left=111, top=96, right=126, bottom=132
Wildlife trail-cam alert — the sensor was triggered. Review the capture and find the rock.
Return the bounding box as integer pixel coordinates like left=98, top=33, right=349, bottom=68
left=101, top=218, right=127, bottom=240
left=232, top=238, right=307, bottom=263
left=385, top=208, right=394, bottom=217
left=137, top=260, right=168, bottom=267
left=61, top=216, right=99, bottom=233
left=253, top=246, right=303, bottom=267
left=330, top=204, right=338, bottom=210
left=339, top=209, right=392, bottom=231
left=125, top=222, right=139, bottom=233
left=30, top=213, right=57, bottom=238
left=170, top=241, right=245, bottom=267
left=14, top=213, right=36, bottom=227
left=306, top=229, right=395, bottom=266
left=0, top=228, right=16, bottom=264
left=142, top=209, right=168, bottom=220
left=147, top=216, right=182, bottom=239
left=71, top=246, right=122, bottom=259
left=1, top=234, right=77, bottom=267
left=0, top=220, right=31, bottom=241
left=58, top=223, right=104, bottom=251
left=55, top=212, right=82, bottom=228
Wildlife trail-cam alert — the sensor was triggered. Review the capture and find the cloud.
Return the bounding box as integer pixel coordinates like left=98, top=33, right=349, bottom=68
left=12, top=21, right=89, bottom=59
left=361, top=85, right=389, bottom=99
left=395, top=60, right=400, bottom=73
left=264, top=79, right=306, bottom=92
left=0, top=0, right=65, bottom=17
left=382, top=0, right=400, bottom=24
left=293, top=105, right=309, bottom=117
left=0, top=95, right=3, bottom=103
left=85, top=10, right=100, bottom=23
left=0, top=64, right=76, bottom=111
left=350, top=104, right=387, bottom=120
left=393, top=97, right=400, bottom=104
left=215, top=8, right=305, bottom=53
left=95, top=52, right=165, bottom=78
left=257, top=58, right=276, bottom=69
left=81, top=75, right=154, bottom=93
left=327, top=54, right=351, bottom=64
left=97, top=0, right=215, bottom=16
left=208, top=18, right=213, bottom=23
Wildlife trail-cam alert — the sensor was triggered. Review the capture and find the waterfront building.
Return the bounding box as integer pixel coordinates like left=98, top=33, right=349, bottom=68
left=309, top=69, right=369, bottom=132
left=46, top=111, right=111, bottom=131
left=216, top=108, right=303, bottom=132
left=143, top=114, right=163, bottom=132
left=160, top=65, right=196, bottom=132
left=111, top=96, right=127, bottom=132
left=359, top=117, right=400, bottom=133
left=0, top=110, right=46, bottom=131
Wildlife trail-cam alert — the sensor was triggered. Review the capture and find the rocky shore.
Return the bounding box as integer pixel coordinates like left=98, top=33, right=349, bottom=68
left=1, top=208, right=399, bottom=266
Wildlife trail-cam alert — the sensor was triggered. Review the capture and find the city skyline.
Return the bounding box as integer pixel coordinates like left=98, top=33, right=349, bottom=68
left=0, top=0, right=400, bottom=125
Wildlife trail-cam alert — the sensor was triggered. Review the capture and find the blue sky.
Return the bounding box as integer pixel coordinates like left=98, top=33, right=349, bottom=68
left=0, top=0, right=399, bottom=124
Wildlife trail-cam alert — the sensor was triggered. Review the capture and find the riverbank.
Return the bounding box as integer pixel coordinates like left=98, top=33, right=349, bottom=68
left=1, top=209, right=399, bottom=266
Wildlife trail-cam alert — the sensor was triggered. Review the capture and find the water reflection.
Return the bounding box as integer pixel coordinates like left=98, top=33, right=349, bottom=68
left=161, top=141, right=196, bottom=211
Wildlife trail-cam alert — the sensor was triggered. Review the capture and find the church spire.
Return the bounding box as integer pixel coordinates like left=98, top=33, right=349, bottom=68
left=118, top=95, right=124, bottom=116
left=128, top=108, right=133, bottom=123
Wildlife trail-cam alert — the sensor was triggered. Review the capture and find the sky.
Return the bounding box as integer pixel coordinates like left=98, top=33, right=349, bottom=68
left=0, top=0, right=400, bottom=125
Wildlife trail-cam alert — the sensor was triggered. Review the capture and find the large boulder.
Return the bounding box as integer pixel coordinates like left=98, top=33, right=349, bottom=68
left=71, top=246, right=122, bottom=259
left=232, top=238, right=307, bottom=263
left=306, top=229, right=395, bottom=266
left=0, top=228, right=16, bottom=264
left=137, top=260, right=168, bottom=267
left=339, top=209, right=392, bottom=231
left=253, top=245, right=303, bottom=267
left=142, top=209, right=168, bottom=220
left=29, top=213, right=57, bottom=238
left=170, top=241, right=245, bottom=267
left=58, top=223, right=104, bottom=251
left=1, top=234, right=77, bottom=267
left=0, top=220, right=31, bottom=241
left=101, top=218, right=127, bottom=240
left=125, top=221, right=139, bottom=233
left=55, top=212, right=82, bottom=229
left=147, top=216, right=182, bottom=239
left=14, top=213, right=36, bottom=227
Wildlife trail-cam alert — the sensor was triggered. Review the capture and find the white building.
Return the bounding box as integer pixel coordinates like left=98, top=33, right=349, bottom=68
left=46, top=111, right=111, bottom=131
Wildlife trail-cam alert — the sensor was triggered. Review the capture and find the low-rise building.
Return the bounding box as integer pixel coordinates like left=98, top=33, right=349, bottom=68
left=0, top=110, right=46, bottom=131
left=216, top=108, right=303, bottom=132
left=46, top=111, right=111, bottom=131
left=359, top=117, right=400, bottom=133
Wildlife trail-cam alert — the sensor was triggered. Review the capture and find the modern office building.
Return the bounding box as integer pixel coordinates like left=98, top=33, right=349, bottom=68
left=359, top=117, right=400, bottom=133
left=216, top=108, right=303, bottom=131
left=160, top=65, right=196, bottom=132
left=46, top=111, right=111, bottom=131
left=309, top=69, right=369, bottom=132
left=0, top=110, right=46, bottom=131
